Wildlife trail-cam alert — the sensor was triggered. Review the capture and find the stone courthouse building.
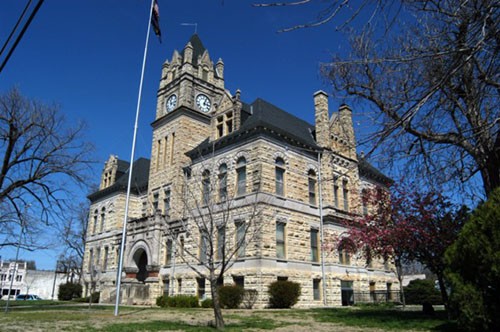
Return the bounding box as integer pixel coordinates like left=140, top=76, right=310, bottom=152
left=82, top=35, right=398, bottom=307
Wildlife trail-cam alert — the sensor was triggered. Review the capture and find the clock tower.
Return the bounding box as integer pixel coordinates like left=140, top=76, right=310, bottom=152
left=147, top=34, right=230, bottom=219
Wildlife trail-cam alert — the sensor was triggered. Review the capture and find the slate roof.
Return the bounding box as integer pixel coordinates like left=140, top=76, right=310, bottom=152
left=188, top=98, right=319, bottom=158
left=187, top=97, right=391, bottom=185
left=88, top=158, right=150, bottom=202
left=181, top=34, right=206, bottom=68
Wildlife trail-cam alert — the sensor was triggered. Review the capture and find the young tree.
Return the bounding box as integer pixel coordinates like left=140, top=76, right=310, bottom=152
left=57, top=201, right=90, bottom=281
left=255, top=0, right=499, bottom=198
left=164, top=162, right=266, bottom=330
left=344, top=184, right=465, bottom=308
left=0, top=88, right=93, bottom=249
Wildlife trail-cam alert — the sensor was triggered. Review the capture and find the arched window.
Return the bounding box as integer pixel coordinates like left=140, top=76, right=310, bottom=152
left=202, top=170, right=210, bottom=204
left=308, top=169, right=317, bottom=205
left=218, top=163, right=227, bottom=201
left=100, top=208, right=105, bottom=233
left=275, top=157, right=285, bottom=196
left=236, top=157, right=246, bottom=196
left=93, top=210, right=98, bottom=234
left=338, top=238, right=355, bottom=265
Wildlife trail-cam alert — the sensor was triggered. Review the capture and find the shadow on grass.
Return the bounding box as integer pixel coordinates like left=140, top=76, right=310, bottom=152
left=312, top=307, right=458, bottom=331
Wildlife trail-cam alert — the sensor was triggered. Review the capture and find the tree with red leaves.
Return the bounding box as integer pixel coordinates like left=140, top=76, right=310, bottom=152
left=343, top=184, right=466, bottom=308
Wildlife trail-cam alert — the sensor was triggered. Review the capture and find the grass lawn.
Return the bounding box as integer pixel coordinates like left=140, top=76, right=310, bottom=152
left=0, top=301, right=457, bottom=331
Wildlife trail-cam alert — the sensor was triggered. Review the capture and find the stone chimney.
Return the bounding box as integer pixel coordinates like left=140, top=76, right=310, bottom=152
left=314, top=90, right=330, bottom=148
left=338, top=104, right=356, bottom=159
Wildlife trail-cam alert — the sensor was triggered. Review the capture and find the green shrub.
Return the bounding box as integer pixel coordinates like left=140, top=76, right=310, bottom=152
left=404, top=279, right=442, bottom=305
left=242, top=289, right=258, bottom=309
left=201, top=298, right=214, bottom=308
left=446, top=187, right=500, bottom=331
left=58, top=282, right=82, bottom=301
left=156, top=295, right=167, bottom=307
left=218, top=285, right=244, bottom=309
left=165, top=295, right=199, bottom=308
left=268, top=280, right=301, bottom=308
left=72, top=292, right=99, bottom=303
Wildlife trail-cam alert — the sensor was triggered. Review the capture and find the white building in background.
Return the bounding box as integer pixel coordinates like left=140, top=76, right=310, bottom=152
left=0, top=260, right=73, bottom=299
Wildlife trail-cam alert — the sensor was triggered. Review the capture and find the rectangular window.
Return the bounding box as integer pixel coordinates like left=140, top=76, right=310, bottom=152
left=275, top=167, right=284, bottom=196
left=310, top=229, right=319, bottom=262
left=237, top=169, right=246, bottom=195
left=276, top=222, right=286, bottom=259
left=163, top=136, right=168, bottom=166
left=200, top=235, right=208, bottom=263
left=100, top=210, right=105, bottom=232
left=236, top=221, right=246, bottom=258
left=164, top=277, right=170, bottom=297
left=177, top=278, right=182, bottom=294
left=170, top=132, right=175, bottom=165
left=343, top=180, right=349, bottom=211
left=233, top=276, right=244, bottom=288
left=163, top=189, right=171, bottom=215
left=156, top=139, right=161, bottom=171
left=96, top=247, right=101, bottom=268
left=216, top=116, right=224, bottom=138
left=313, top=279, right=321, bottom=300
left=166, top=239, right=173, bottom=265
left=217, top=226, right=225, bottom=260
left=333, top=176, right=339, bottom=208
left=103, top=247, right=109, bottom=271
left=93, top=215, right=98, bottom=234
left=153, top=192, right=159, bottom=212
left=339, top=248, right=351, bottom=265
left=197, top=278, right=206, bottom=299
left=341, top=281, right=354, bottom=306
left=308, top=170, right=316, bottom=205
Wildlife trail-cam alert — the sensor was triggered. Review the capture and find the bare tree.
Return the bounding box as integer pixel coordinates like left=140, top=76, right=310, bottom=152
left=57, top=201, right=90, bottom=281
left=164, top=160, right=267, bottom=330
left=0, top=88, right=93, bottom=249
left=255, top=0, right=499, bottom=198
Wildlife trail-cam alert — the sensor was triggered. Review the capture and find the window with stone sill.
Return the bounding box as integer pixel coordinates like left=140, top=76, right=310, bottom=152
left=276, top=222, right=286, bottom=259
left=275, top=157, right=285, bottom=196
left=310, top=228, right=319, bottom=262
left=218, top=164, right=228, bottom=201
left=236, top=221, right=246, bottom=258
left=236, top=157, right=246, bottom=196
left=202, top=170, right=211, bottom=205
left=313, top=279, right=321, bottom=300
left=308, top=169, right=317, bottom=205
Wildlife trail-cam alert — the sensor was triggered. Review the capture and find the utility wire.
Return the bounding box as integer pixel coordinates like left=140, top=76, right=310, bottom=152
left=0, top=0, right=44, bottom=74
left=0, top=0, right=32, bottom=59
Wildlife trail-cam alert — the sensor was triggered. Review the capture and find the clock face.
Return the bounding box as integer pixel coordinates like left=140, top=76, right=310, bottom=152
left=166, top=94, right=177, bottom=113
left=196, top=94, right=211, bottom=113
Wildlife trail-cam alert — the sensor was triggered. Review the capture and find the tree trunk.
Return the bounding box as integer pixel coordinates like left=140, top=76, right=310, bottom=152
left=481, top=150, right=500, bottom=197
left=210, top=278, right=224, bottom=330
left=436, top=272, right=450, bottom=319
left=395, top=259, right=406, bottom=309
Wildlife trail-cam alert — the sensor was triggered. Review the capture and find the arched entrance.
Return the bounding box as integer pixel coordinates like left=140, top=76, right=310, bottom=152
left=133, top=248, right=149, bottom=282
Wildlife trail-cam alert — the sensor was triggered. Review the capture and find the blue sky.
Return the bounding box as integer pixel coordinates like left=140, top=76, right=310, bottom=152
left=0, top=1, right=369, bottom=269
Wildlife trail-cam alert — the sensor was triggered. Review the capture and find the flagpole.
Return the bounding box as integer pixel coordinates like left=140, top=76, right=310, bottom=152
left=114, top=0, right=155, bottom=316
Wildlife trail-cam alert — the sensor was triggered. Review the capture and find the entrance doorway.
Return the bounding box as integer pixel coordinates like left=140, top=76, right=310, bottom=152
left=133, top=249, right=149, bottom=282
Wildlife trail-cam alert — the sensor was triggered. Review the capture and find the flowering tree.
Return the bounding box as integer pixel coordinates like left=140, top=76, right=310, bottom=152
left=343, top=185, right=465, bottom=308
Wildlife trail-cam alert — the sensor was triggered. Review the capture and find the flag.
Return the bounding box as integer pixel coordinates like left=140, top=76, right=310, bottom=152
left=151, top=0, right=161, bottom=42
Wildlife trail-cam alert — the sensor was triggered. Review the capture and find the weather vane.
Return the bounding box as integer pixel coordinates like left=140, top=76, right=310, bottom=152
left=180, top=23, right=198, bottom=34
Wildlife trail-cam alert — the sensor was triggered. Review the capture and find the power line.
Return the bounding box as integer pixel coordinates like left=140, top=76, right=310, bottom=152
left=0, top=0, right=44, bottom=75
